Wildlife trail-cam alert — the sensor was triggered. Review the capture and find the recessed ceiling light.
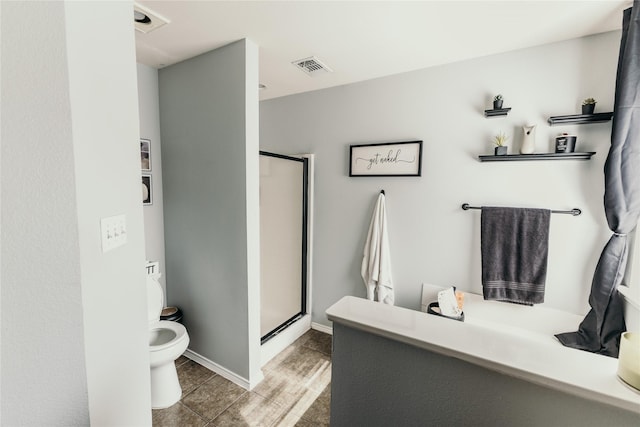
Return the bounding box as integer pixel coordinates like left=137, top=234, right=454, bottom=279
left=134, top=10, right=151, bottom=24
left=134, top=3, right=170, bottom=34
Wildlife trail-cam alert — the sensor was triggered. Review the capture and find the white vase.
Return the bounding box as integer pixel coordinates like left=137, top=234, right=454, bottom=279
left=521, top=125, right=537, bottom=154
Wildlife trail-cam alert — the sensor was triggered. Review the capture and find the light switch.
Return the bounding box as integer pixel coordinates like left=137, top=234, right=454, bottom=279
left=101, top=214, right=127, bottom=252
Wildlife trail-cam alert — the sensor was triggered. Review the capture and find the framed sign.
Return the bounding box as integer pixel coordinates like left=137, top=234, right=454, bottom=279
left=349, top=140, right=422, bottom=177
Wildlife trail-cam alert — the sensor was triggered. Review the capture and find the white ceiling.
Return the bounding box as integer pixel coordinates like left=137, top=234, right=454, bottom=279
left=135, top=1, right=629, bottom=101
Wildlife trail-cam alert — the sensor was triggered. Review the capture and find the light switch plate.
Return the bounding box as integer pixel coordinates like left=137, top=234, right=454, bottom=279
left=101, top=214, right=127, bottom=252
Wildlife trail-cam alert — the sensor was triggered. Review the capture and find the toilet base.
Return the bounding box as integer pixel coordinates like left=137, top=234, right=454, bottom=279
left=150, top=360, right=182, bottom=409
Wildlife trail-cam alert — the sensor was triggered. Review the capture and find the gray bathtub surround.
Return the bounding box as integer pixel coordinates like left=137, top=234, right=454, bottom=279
left=330, top=323, right=639, bottom=427
left=327, top=296, right=640, bottom=426
left=557, top=2, right=640, bottom=357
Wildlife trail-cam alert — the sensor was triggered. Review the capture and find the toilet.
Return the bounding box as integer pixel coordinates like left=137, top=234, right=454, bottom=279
left=147, top=262, right=190, bottom=409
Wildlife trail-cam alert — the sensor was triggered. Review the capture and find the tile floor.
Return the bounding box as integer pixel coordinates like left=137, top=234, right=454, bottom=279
left=152, top=329, right=332, bottom=427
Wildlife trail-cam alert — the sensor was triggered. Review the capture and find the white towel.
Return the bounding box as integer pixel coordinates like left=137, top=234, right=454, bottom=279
left=361, top=193, right=394, bottom=305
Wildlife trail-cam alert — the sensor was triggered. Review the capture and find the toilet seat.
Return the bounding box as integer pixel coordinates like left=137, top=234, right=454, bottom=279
left=147, top=272, right=188, bottom=353
left=149, top=320, right=188, bottom=353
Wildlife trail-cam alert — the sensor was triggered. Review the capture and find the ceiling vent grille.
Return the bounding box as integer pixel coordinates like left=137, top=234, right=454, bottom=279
left=134, top=3, right=170, bottom=34
left=292, top=56, right=333, bottom=76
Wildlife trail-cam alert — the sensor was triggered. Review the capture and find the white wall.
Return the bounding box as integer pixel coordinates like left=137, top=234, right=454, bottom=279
left=137, top=64, right=168, bottom=293
left=1, top=2, right=89, bottom=423
left=159, top=39, right=262, bottom=386
left=1, top=1, right=151, bottom=425
left=0, top=4, right=3, bottom=423
left=66, top=2, right=151, bottom=424
left=260, top=31, right=621, bottom=325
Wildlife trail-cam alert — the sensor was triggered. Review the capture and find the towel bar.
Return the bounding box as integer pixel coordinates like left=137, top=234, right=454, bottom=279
left=461, top=203, right=581, bottom=216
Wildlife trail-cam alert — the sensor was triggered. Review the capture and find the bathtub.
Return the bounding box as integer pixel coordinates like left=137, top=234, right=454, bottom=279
left=326, top=285, right=640, bottom=426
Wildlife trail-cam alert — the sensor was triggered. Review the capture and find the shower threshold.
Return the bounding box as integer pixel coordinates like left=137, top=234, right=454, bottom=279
left=261, top=312, right=304, bottom=345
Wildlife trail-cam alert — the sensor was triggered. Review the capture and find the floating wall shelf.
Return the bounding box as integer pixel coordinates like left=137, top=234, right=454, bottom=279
left=547, top=112, right=613, bottom=126
left=484, top=108, right=511, bottom=117
left=478, top=152, right=596, bottom=162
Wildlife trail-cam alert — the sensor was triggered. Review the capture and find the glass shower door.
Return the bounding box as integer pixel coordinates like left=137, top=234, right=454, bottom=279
left=259, top=151, right=308, bottom=343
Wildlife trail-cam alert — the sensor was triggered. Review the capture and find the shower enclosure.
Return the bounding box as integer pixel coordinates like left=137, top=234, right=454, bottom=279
left=259, top=151, right=310, bottom=345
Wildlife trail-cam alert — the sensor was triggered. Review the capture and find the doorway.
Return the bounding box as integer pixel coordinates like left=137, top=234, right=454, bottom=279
left=259, top=151, right=310, bottom=346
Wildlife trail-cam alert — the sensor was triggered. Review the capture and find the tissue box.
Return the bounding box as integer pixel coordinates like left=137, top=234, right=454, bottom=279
left=421, top=283, right=446, bottom=313
left=421, top=283, right=464, bottom=321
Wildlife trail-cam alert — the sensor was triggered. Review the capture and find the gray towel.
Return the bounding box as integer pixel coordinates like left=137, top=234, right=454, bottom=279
left=481, top=207, right=551, bottom=305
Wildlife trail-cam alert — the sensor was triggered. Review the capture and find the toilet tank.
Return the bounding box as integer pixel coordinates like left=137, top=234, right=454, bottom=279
left=146, top=261, right=163, bottom=325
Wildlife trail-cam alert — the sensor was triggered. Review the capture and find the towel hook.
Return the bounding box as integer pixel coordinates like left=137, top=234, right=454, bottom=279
left=380, top=190, right=385, bottom=195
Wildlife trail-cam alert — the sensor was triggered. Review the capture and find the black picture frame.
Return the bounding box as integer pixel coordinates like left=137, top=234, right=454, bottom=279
left=349, top=140, right=423, bottom=177
left=141, top=138, right=151, bottom=171
left=142, top=175, right=152, bottom=205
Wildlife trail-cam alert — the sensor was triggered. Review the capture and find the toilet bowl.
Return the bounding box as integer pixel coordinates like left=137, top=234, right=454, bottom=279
left=147, top=262, right=190, bottom=409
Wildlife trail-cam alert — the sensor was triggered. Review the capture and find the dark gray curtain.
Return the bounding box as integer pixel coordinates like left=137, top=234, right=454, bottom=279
left=556, top=2, right=640, bottom=357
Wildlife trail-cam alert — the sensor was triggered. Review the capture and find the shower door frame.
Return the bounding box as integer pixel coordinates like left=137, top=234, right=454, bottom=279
left=259, top=151, right=309, bottom=344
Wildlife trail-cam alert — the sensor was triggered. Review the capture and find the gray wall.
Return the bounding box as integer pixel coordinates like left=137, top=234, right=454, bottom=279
left=260, top=31, right=620, bottom=325
left=1, top=1, right=151, bottom=425
left=159, top=39, right=262, bottom=383
left=138, top=64, right=168, bottom=292
left=331, top=323, right=639, bottom=426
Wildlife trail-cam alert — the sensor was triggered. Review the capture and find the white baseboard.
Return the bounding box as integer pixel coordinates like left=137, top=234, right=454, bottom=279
left=261, top=314, right=311, bottom=367
left=311, top=321, right=333, bottom=335
left=183, top=349, right=264, bottom=391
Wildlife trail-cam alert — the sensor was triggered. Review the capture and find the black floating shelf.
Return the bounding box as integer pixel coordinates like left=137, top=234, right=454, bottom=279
left=478, top=152, right=596, bottom=162
left=547, top=112, right=613, bottom=125
left=484, top=107, right=511, bottom=117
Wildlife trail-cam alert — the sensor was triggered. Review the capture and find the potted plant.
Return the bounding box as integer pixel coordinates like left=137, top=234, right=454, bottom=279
left=493, top=131, right=509, bottom=155
left=582, top=97, right=596, bottom=115
left=493, top=94, right=504, bottom=110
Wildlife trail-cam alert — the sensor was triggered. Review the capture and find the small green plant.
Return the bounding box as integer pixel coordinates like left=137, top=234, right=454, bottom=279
left=582, top=97, right=596, bottom=105
left=493, top=131, right=509, bottom=146
left=494, top=94, right=503, bottom=101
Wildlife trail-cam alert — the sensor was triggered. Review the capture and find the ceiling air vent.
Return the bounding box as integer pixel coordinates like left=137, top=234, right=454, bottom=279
left=134, top=3, right=170, bottom=34
left=292, top=56, right=333, bottom=76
